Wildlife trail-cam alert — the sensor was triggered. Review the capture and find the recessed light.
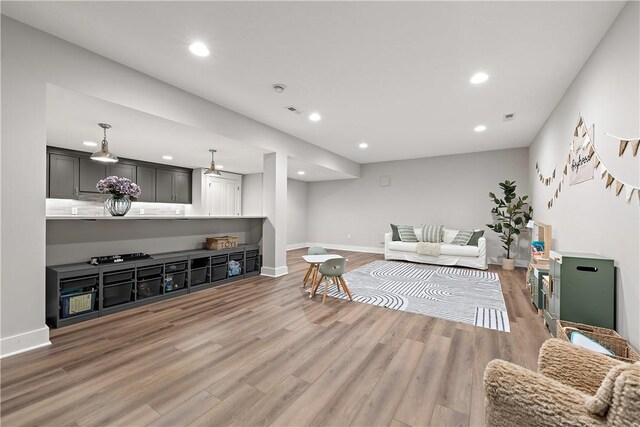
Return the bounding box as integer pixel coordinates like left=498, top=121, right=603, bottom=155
left=217, top=165, right=224, bottom=169
left=162, top=155, right=173, bottom=160
left=474, top=125, right=487, bottom=132
left=297, top=170, right=305, bottom=175
left=272, top=84, right=286, bottom=93
left=470, top=72, right=489, bottom=84
left=308, top=112, right=322, bottom=122
left=83, top=141, right=97, bottom=147
left=358, top=142, right=369, bottom=149
left=189, top=41, right=210, bottom=57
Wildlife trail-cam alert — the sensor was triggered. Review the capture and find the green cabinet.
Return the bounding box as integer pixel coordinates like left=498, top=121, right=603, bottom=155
left=528, top=267, right=547, bottom=310
left=545, top=251, right=615, bottom=336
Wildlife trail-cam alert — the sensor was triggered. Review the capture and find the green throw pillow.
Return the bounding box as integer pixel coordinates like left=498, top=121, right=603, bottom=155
left=451, top=230, right=474, bottom=245
left=467, top=230, right=485, bottom=246
left=397, top=225, right=418, bottom=242
left=390, top=224, right=401, bottom=241
left=421, top=224, right=443, bottom=243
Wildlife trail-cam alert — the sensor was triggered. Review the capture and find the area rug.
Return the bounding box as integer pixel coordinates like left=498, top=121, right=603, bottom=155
left=314, top=260, right=510, bottom=332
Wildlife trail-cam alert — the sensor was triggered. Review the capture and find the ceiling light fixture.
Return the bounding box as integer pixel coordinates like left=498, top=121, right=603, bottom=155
left=297, top=171, right=305, bottom=175
left=83, top=141, right=97, bottom=147
left=162, top=155, right=173, bottom=160
left=272, top=84, right=286, bottom=93
left=217, top=165, right=225, bottom=169
left=90, top=123, right=118, bottom=163
left=308, top=112, right=322, bottom=122
left=474, top=125, right=487, bottom=132
left=189, top=41, right=210, bottom=57
left=359, top=142, right=369, bottom=149
left=470, top=72, right=489, bottom=84
left=203, top=149, right=222, bottom=176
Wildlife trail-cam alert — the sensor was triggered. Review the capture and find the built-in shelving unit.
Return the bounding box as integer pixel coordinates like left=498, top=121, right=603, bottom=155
left=46, top=245, right=260, bottom=328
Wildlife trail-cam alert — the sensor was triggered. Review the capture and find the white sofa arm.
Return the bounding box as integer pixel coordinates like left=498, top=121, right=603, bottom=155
left=477, top=236, right=488, bottom=269
left=384, top=232, right=392, bottom=249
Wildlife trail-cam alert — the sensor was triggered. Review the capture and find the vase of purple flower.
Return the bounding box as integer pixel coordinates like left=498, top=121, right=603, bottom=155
left=96, top=176, right=142, bottom=216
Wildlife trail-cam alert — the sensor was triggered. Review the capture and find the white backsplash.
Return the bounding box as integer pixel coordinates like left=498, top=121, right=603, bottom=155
left=46, top=198, right=196, bottom=217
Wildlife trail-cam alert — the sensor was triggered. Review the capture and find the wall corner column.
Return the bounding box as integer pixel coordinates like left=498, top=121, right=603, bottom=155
left=261, top=152, right=288, bottom=277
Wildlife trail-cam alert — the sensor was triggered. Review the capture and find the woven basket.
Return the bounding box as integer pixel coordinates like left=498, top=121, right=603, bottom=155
left=206, top=236, right=239, bottom=250
left=557, top=320, right=639, bottom=363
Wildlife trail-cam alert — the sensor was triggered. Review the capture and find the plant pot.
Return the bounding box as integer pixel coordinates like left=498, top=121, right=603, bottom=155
left=502, top=258, right=516, bottom=270
left=105, top=195, right=131, bottom=216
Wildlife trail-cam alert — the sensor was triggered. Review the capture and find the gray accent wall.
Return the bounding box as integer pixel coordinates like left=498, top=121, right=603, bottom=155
left=307, top=147, right=530, bottom=263
left=528, top=2, right=639, bottom=349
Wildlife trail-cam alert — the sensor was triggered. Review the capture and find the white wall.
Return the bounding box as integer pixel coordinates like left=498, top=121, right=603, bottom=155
left=242, top=173, right=264, bottom=216
left=307, top=148, right=530, bottom=263
left=287, top=179, right=309, bottom=248
left=0, top=17, right=358, bottom=357
left=529, top=2, right=639, bottom=349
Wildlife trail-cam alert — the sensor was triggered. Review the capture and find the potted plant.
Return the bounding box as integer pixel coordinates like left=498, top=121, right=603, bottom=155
left=487, top=180, right=533, bottom=270
left=97, top=176, right=141, bottom=216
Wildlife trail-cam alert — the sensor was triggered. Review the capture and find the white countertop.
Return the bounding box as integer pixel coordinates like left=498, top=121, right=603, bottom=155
left=46, top=215, right=267, bottom=220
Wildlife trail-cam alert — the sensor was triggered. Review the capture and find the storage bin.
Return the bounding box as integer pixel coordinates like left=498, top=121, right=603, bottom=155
left=246, top=250, right=259, bottom=258
left=165, top=261, right=187, bottom=272
left=103, top=270, right=134, bottom=285
left=60, top=289, right=96, bottom=318
left=206, top=236, right=238, bottom=250
left=190, top=267, right=209, bottom=286
left=103, top=281, right=134, bottom=307
left=60, top=275, right=98, bottom=290
left=211, top=264, right=227, bottom=282
left=138, top=265, right=163, bottom=278
left=191, top=257, right=209, bottom=269
left=229, top=252, right=244, bottom=262
left=211, top=255, right=227, bottom=266
left=164, top=271, right=186, bottom=292
left=557, top=320, right=640, bottom=363
left=228, top=260, right=242, bottom=277
left=246, top=257, right=258, bottom=272
left=137, top=277, right=162, bottom=299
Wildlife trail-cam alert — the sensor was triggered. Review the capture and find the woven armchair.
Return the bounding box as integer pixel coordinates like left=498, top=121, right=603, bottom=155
left=483, top=338, right=640, bottom=426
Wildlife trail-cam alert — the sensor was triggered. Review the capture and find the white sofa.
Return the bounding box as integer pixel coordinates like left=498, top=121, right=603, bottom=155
left=384, top=227, right=487, bottom=270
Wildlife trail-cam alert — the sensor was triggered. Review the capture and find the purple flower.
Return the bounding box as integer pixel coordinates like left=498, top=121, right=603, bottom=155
left=96, top=176, right=142, bottom=198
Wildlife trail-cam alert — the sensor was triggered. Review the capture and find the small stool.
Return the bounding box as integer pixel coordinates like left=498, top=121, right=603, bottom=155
left=311, top=258, right=352, bottom=303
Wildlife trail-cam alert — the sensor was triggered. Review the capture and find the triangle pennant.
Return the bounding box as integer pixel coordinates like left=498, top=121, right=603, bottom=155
left=588, top=145, right=595, bottom=157
left=632, top=139, right=640, bottom=156
left=619, top=140, right=629, bottom=156
left=615, top=181, right=624, bottom=196
left=559, top=182, right=562, bottom=192
left=606, top=173, right=614, bottom=188
left=555, top=189, right=559, bottom=198
left=626, top=187, right=635, bottom=203
left=594, top=157, right=601, bottom=168
left=563, top=165, right=568, bottom=175
left=536, top=162, right=539, bottom=171
left=601, top=167, right=608, bottom=179
left=552, top=169, right=556, bottom=179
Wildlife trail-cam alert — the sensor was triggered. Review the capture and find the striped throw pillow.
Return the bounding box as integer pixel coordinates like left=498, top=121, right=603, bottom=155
left=397, top=225, right=418, bottom=242
left=451, top=230, right=474, bottom=245
left=421, top=225, right=443, bottom=243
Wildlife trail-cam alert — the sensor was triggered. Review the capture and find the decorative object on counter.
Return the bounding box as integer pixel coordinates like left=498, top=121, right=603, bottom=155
left=203, top=148, right=222, bottom=176
left=88, top=253, right=151, bottom=265
left=97, top=175, right=142, bottom=216
left=487, top=180, right=533, bottom=270
left=206, top=235, right=239, bottom=250
left=90, top=123, right=119, bottom=163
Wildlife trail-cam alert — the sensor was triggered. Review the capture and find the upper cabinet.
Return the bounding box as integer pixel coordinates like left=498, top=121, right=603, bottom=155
left=206, top=174, right=242, bottom=216
left=47, top=147, right=192, bottom=204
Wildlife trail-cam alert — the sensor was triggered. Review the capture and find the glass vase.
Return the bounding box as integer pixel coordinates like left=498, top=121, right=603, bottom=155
left=105, top=195, right=131, bottom=216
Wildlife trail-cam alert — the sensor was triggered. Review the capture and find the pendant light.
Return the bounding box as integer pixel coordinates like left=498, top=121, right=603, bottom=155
left=90, top=123, right=118, bottom=163
left=203, top=149, right=222, bottom=176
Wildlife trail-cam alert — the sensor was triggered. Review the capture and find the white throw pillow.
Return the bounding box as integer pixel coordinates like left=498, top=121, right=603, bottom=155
left=442, top=228, right=459, bottom=244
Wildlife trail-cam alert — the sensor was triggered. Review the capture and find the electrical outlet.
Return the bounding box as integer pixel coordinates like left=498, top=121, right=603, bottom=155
left=175, top=209, right=181, bottom=215
left=139, top=208, right=144, bottom=215
left=71, top=207, right=78, bottom=215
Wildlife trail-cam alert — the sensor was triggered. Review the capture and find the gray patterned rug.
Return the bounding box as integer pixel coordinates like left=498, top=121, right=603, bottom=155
left=313, top=260, right=510, bottom=332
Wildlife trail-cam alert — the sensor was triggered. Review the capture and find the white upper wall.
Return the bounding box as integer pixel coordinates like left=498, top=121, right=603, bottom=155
left=529, top=2, right=639, bottom=349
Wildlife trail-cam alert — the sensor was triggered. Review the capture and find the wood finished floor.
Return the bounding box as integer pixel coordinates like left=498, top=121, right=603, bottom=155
left=1, top=249, right=550, bottom=427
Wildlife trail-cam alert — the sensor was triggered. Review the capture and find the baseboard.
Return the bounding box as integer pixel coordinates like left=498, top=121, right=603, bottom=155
left=487, top=257, right=529, bottom=268
left=261, top=266, right=289, bottom=277
left=1, top=327, right=51, bottom=359
left=287, top=242, right=309, bottom=251
left=306, top=242, right=384, bottom=254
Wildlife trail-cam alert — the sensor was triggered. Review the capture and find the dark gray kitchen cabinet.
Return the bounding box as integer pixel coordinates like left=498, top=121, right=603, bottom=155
left=108, top=162, right=136, bottom=182
left=173, top=171, right=191, bottom=203
left=49, top=153, right=79, bottom=199
left=155, top=170, right=192, bottom=203
left=79, top=158, right=106, bottom=193
left=135, top=166, right=156, bottom=202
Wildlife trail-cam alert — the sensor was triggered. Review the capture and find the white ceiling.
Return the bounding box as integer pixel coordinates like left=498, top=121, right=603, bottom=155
left=5, top=1, right=625, bottom=164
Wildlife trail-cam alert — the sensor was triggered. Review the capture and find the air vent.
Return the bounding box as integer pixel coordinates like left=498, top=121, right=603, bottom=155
left=285, top=105, right=302, bottom=115
left=503, top=113, right=516, bottom=121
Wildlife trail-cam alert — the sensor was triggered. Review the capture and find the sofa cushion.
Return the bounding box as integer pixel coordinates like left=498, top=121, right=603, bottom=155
left=421, top=225, right=443, bottom=243
left=442, top=228, right=459, bottom=244
left=387, top=241, right=480, bottom=257
left=451, top=230, right=474, bottom=245
left=387, top=241, right=418, bottom=253
left=398, top=225, right=418, bottom=242
left=467, top=230, right=485, bottom=246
